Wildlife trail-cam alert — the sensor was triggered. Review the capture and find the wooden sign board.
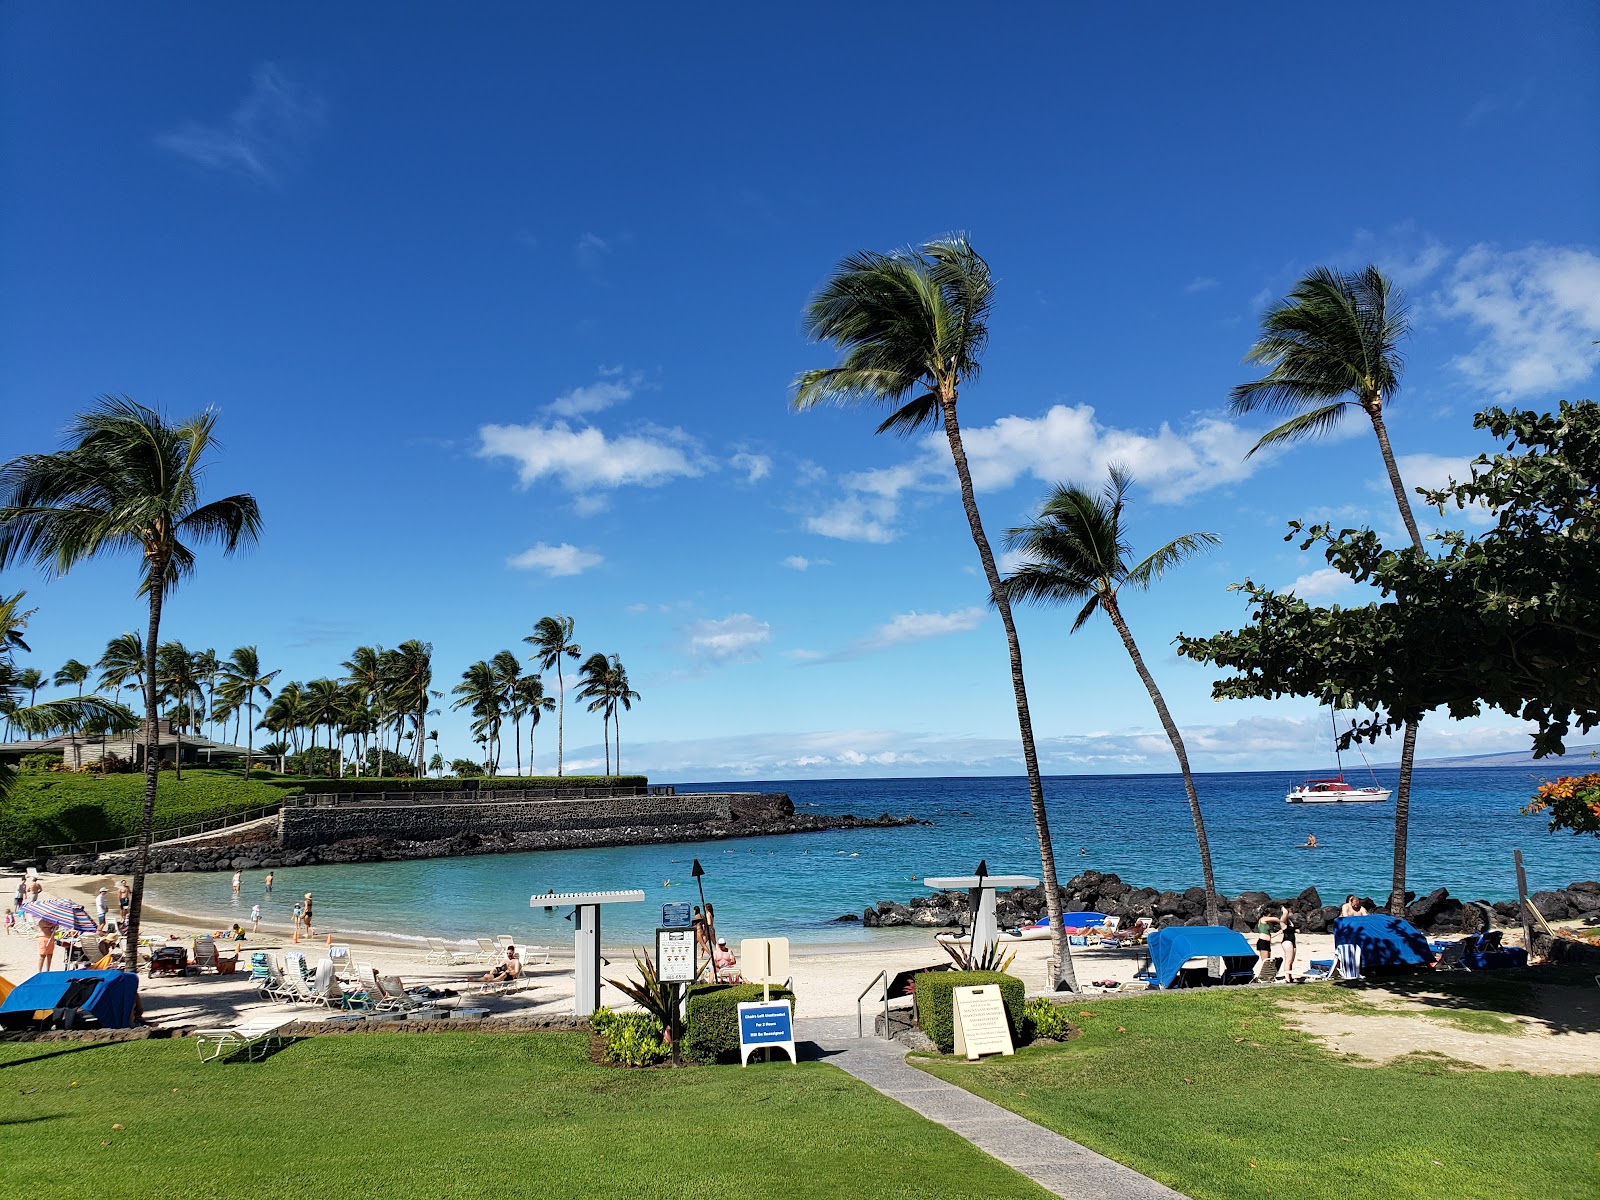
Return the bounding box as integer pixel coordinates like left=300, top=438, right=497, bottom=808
left=951, top=985, right=1014, bottom=1060
left=739, top=937, right=790, bottom=985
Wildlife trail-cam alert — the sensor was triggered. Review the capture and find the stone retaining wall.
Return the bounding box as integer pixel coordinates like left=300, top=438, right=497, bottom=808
left=276, top=792, right=780, bottom=850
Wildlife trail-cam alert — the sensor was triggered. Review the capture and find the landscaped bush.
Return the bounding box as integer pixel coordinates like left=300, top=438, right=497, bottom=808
left=286, top=774, right=649, bottom=795
left=19, top=752, right=63, bottom=771
left=1021, top=996, right=1076, bottom=1042
left=0, top=769, right=302, bottom=859
left=684, top=982, right=798, bottom=1064
left=913, top=970, right=1025, bottom=1053
left=590, top=1007, right=669, bottom=1067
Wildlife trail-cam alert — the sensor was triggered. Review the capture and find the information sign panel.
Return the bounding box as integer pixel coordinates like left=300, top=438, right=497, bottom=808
left=655, top=927, right=698, bottom=983
left=661, top=902, right=692, bottom=928
left=736, top=1000, right=796, bottom=1066
left=951, top=985, right=1014, bottom=1060
left=739, top=937, right=790, bottom=985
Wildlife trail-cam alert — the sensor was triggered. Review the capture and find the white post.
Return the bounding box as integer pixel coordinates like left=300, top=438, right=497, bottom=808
left=573, top=903, right=600, bottom=1016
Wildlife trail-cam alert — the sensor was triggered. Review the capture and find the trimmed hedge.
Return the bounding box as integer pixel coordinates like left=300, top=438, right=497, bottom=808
left=913, top=970, right=1025, bottom=1053
left=684, top=982, right=797, bottom=1065
left=286, top=775, right=649, bottom=795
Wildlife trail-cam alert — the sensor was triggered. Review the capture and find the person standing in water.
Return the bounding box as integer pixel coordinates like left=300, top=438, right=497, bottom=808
left=264, top=871, right=274, bottom=894
left=250, top=903, right=261, bottom=933
left=231, top=870, right=242, bottom=895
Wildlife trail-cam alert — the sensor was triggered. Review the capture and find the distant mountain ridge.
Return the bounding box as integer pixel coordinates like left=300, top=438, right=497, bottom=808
left=1378, top=743, right=1600, bottom=770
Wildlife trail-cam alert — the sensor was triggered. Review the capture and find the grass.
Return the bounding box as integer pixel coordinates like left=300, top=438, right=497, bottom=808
left=1, top=768, right=296, bottom=859
left=916, top=987, right=1600, bottom=1200
left=0, top=1031, right=1052, bottom=1200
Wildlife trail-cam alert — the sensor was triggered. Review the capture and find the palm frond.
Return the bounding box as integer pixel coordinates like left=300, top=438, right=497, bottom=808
left=1246, top=402, right=1353, bottom=457
left=1123, top=532, right=1221, bottom=591
left=874, top=393, right=941, bottom=436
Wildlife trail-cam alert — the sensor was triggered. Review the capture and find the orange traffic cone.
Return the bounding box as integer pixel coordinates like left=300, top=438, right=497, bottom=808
left=325, top=934, right=333, bottom=947
left=291, top=923, right=299, bottom=944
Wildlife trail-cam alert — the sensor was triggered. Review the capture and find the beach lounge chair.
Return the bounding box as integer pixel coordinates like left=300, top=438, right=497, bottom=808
left=195, top=1017, right=295, bottom=1063
left=372, top=974, right=422, bottom=1012
left=192, top=938, right=220, bottom=973
left=328, top=943, right=356, bottom=980
left=475, top=938, right=501, bottom=962
left=519, top=944, right=552, bottom=966
left=1253, top=958, right=1281, bottom=985
left=427, top=938, right=474, bottom=966
left=1333, top=943, right=1363, bottom=980
left=1302, top=957, right=1335, bottom=981
left=1434, top=941, right=1470, bottom=971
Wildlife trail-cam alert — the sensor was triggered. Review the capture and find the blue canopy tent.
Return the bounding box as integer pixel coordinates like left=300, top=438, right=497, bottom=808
left=1331, top=915, right=1433, bottom=972
left=1145, top=925, right=1257, bottom=988
left=0, top=970, right=140, bottom=1031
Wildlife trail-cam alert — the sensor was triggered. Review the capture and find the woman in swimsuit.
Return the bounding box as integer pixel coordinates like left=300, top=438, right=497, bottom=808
left=1277, top=904, right=1298, bottom=978
left=1254, top=910, right=1280, bottom=972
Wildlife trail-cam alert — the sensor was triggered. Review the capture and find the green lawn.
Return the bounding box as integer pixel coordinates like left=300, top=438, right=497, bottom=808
left=917, top=986, right=1600, bottom=1200
left=0, top=1031, right=1050, bottom=1200
left=1, top=768, right=293, bottom=859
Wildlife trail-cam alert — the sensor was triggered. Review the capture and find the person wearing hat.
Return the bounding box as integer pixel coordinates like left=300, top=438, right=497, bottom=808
left=95, top=887, right=108, bottom=930
left=712, top=936, right=737, bottom=972
left=301, top=892, right=314, bottom=936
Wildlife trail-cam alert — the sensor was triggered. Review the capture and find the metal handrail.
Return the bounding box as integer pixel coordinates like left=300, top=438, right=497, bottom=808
left=38, top=801, right=284, bottom=859
left=856, top=969, right=888, bottom=1039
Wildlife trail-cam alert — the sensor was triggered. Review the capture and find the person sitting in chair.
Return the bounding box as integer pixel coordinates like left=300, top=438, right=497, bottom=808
left=481, top=945, right=522, bottom=983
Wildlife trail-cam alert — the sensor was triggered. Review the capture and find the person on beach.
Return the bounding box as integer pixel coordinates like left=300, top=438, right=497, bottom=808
left=28, top=877, right=43, bottom=903
left=1340, top=895, right=1368, bottom=917
left=1255, top=910, right=1280, bottom=972
left=4, top=908, right=15, bottom=936
left=117, top=879, right=130, bottom=919
left=264, top=871, right=274, bottom=894
left=231, top=870, right=241, bottom=895
left=481, top=945, right=522, bottom=982
left=302, top=893, right=314, bottom=935
left=712, top=937, right=737, bottom=972
left=95, top=888, right=108, bottom=929
left=37, top=919, right=58, bottom=972
left=250, top=903, right=261, bottom=932
left=292, top=899, right=304, bottom=932
left=1277, top=904, right=1299, bottom=978
left=692, top=906, right=709, bottom=954
left=13, top=880, right=24, bottom=911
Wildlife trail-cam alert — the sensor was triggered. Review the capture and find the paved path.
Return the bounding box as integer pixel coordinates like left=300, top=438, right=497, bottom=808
left=799, top=1016, right=1186, bottom=1200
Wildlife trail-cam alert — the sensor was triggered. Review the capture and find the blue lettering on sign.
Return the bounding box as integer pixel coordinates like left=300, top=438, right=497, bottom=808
left=661, top=903, right=692, bottom=928
left=739, top=1005, right=793, bottom=1043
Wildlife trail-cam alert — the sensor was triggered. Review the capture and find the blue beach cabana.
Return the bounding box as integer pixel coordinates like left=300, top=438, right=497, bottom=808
left=1145, top=925, right=1256, bottom=989
left=0, top=970, right=140, bottom=1030
left=1331, top=915, right=1432, bottom=972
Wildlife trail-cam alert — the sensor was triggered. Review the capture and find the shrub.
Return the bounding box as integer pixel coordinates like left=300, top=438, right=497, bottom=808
left=913, top=970, right=1025, bottom=1053
left=1021, top=996, right=1076, bottom=1042
left=285, top=775, right=650, bottom=795
left=590, top=1007, right=669, bottom=1067
left=19, top=752, right=63, bottom=771
left=684, top=983, right=798, bottom=1064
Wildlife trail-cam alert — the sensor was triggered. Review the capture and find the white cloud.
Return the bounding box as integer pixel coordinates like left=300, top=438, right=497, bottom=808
left=683, top=613, right=771, bottom=663
left=546, top=370, right=642, bottom=417
left=1185, top=276, right=1219, bottom=294
left=864, top=607, right=986, bottom=650
left=1438, top=243, right=1600, bottom=397
left=576, top=232, right=612, bottom=267
left=782, top=555, right=813, bottom=571
left=1283, top=567, right=1357, bottom=602
left=506, top=542, right=603, bottom=577
left=156, top=63, right=323, bottom=184
left=803, top=495, right=898, bottom=543
left=478, top=420, right=707, bottom=494
left=730, top=452, right=771, bottom=484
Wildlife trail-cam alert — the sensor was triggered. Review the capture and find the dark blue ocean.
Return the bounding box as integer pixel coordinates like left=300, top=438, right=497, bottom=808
left=147, top=767, right=1597, bottom=948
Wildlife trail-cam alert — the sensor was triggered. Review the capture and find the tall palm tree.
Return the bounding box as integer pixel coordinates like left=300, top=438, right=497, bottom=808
left=452, top=660, right=504, bottom=774
left=794, top=236, right=1078, bottom=990
left=510, top=674, right=554, bottom=776
left=97, top=632, right=146, bottom=700
left=1233, top=264, right=1423, bottom=915
left=0, top=395, right=260, bottom=958
left=383, top=640, right=435, bottom=775
left=302, top=678, right=345, bottom=777
left=261, top=681, right=308, bottom=759
left=53, top=658, right=91, bottom=696
left=1002, top=468, right=1223, bottom=924
left=577, top=652, right=614, bottom=774
left=155, top=641, right=203, bottom=777
left=525, top=615, right=580, bottom=777
left=219, top=645, right=277, bottom=776
left=16, top=667, right=43, bottom=708
left=340, top=644, right=386, bottom=773
left=604, top=655, right=640, bottom=775
left=489, top=650, right=523, bottom=774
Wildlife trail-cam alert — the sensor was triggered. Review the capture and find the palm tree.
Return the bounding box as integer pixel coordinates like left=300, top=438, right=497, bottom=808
left=383, top=640, right=435, bottom=775
left=577, top=652, right=613, bottom=774
left=341, top=644, right=386, bottom=773
left=0, top=395, right=260, bottom=958
left=428, top=750, right=444, bottom=778
left=452, top=660, right=504, bottom=774
left=525, top=615, right=580, bottom=777
left=191, top=648, right=218, bottom=742
left=794, top=236, right=1078, bottom=990
left=302, top=678, right=344, bottom=777
left=0, top=590, right=36, bottom=659
left=604, top=655, right=640, bottom=775
left=53, top=658, right=91, bottom=697
left=219, top=645, right=277, bottom=776
left=97, top=632, right=146, bottom=700
left=17, top=667, right=43, bottom=707
left=155, top=641, right=202, bottom=777
left=510, top=674, right=554, bottom=776
left=1233, top=265, right=1423, bottom=915
left=1002, top=468, right=1223, bottom=924
left=261, top=681, right=308, bottom=760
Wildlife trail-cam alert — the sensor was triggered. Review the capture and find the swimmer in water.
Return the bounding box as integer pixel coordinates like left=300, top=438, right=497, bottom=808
left=1079, top=847, right=1089, bottom=856
left=1301, top=834, right=1318, bottom=849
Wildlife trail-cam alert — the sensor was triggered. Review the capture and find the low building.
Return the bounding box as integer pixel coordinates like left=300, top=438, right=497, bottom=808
left=0, top=719, right=269, bottom=769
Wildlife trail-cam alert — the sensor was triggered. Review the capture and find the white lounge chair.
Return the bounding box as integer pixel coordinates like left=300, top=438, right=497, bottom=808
left=475, top=938, right=501, bottom=962
left=427, top=938, right=474, bottom=966
left=195, top=1018, right=295, bottom=1063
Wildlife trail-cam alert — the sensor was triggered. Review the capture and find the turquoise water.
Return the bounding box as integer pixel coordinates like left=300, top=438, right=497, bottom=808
left=145, top=768, right=1596, bottom=948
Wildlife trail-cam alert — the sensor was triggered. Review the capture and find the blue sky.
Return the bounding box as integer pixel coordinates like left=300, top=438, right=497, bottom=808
left=3, top=4, right=1597, bottom=781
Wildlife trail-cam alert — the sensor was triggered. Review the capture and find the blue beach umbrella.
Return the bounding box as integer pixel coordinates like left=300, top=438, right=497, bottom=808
left=21, top=897, right=99, bottom=932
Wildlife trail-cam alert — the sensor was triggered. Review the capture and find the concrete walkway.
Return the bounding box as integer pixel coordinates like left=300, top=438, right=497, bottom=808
left=799, top=1016, right=1186, bottom=1200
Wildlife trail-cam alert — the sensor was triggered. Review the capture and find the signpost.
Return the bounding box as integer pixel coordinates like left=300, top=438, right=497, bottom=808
left=656, top=927, right=697, bottom=983
left=951, top=984, right=1014, bottom=1061
left=661, top=902, right=692, bottom=929
left=530, top=888, right=645, bottom=1016
left=737, top=1000, right=796, bottom=1066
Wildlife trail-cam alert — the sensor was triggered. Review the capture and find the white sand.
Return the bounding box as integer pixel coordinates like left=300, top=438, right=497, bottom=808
left=3, top=867, right=1350, bottom=1028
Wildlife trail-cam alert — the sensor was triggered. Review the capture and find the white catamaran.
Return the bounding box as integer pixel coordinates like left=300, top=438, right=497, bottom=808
left=1286, top=710, right=1392, bottom=805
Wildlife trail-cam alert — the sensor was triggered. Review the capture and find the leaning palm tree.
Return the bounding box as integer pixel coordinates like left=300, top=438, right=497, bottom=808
left=340, top=644, right=386, bottom=772
left=525, top=615, right=580, bottom=777
left=452, top=660, right=504, bottom=774
left=382, top=640, right=435, bottom=775
left=0, top=395, right=260, bottom=959
left=510, top=674, right=554, bottom=775
left=17, top=666, right=44, bottom=707
left=489, top=649, right=523, bottom=773
left=1233, top=264, right=1423, bottom=915
left=97, top=631, right=146, bottom=699
left=1002, top=468, right=1223, bottom=924
left=605, top=655, right=640, bottom=775
left=0, top=590, right=36, bottom=659
left=576, top=652, right=614, bottom=774
left=794, top=235, right=1078, bottom=990
left=219, top=645, right=278, bottom=776
left=53, top=658, right=91, bottom=696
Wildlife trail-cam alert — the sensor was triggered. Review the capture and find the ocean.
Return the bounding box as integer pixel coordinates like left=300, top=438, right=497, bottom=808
left=143, top=767, right=1596, bottom=949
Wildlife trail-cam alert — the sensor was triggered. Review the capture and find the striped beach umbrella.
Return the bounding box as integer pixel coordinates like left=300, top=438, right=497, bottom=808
left=20, top=896, right=99, bottom=933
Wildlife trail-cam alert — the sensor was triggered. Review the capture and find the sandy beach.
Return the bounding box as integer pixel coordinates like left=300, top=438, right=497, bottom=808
left=4, top=866, right=1347, bottom=1029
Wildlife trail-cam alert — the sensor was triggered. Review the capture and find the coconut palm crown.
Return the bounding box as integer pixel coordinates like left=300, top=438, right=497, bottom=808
left=1002, top=467, right=1222, bottom=923
left=793, top=235, right=1079, bottom=991
left=0, top=395, right=260, bottom=959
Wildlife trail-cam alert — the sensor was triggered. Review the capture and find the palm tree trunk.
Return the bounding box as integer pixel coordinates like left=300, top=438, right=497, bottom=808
left=615, top=713, right=622, bottom=776
left=939, top=396, right=1079, bottom=991
left=514, top=715, right=523, bottom=775
left=124, top=568, right=169, bottom=969
left=555, top=660, right=565, bottom=777
left=1103, top=597, right=1220, bottom=924
left=1366, top=402, right=1424, bottom=549
left=1388, top=719, right=1418, bottom=915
